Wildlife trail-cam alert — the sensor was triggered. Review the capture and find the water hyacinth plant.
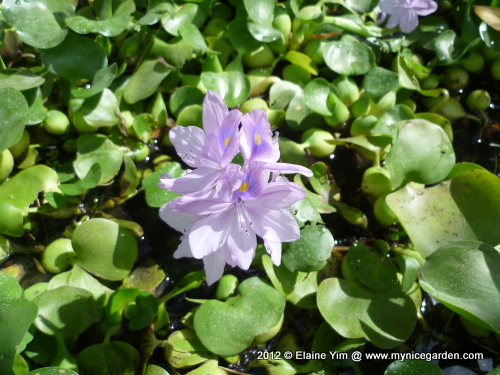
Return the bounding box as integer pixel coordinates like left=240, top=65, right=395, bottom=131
left=379, top=0, right=438, bottom=33
left=160, top=91, right=312, bottom=284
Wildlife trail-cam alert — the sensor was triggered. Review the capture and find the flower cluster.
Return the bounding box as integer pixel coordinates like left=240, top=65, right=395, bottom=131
left=379, top=0, right=438, bottom=33
left=159, top=91, right=312, bottom=285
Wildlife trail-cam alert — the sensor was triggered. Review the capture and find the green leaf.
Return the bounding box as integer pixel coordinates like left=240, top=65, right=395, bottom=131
left=286, top=88, right=324, bottom=130
left=244, top=0, right=274, bottom=25
left=74, top=135, right=123, bottom=184
left=386, top=170, right=500, bottom=258
left=124, top=60, right=172, bottom=104
left=143, top=163, right=183, bottom=208
left=479, top=22, right=500, bottom=53
left=201, top=71, right=250, bottom=107
left=194, top=277, right=285, bottom=355
left=318, top=278, right=417, bottom=349
left=385, top=119, right=455, bottom=189
left=139, top=0, right=174, bottom=26
left=0, top=70, right=45, bottom=91
left=146, top=364, right=171, bottom=375
left=0, top=165, right=59, bottom=208
left=0, top=87, right=29, bottom=153
left=128, top=291, right=158, bottom=330
left=26, top=368, right=79, bottom=375
left=34, top=285, right=98, bottom=337
left=24, top=87, right=47, bottom=125
left=59, top=164, right=102, bottom=196
left=65, top=0, right=135, bottom=37
left=71, top=63, right=118, bottom=99
left=269, top=80, right=301, bottom=110
left=41, top=33, right=107, bottom=81
left=72, top=218, right=138, bottom=281
left=162, top=3, right=207, bottom=37
left=77, top=341, right=140, bottom=375
left=3, top=0, right=74, bottom=49
left=420, top=241, right=500, bottom=333
left=228, top=18, right=262, bottom=54
left=363, top=67, right=399, bottom=103
left=303, top=78, right=334, bottom=116
left=247, top=20, right=282, bottom=43
left=81, top=88, right=119, bottom=127
left=285, top=51, right=318, bottom=75
left=170, top=86, right=205, bottom=118
left=179, top=23, right=214, bottom=52
left=165, top=329, right=214, bottom=368
left=385, top=360, right=443, bottom=375
left=370, top=105, right=414, bottom=138
left=323, top=40, right=375, bottom=76
left=0, top=202, right=24, bottom=237
left=282, top=225, right=334, bottom=272
left=434, top=30, right=479, bottom=65
left=0, top=298, right=38, bottom=375
left=0, top=274, right=23, bottom=301
left=346, top=242, right=399, bottom=291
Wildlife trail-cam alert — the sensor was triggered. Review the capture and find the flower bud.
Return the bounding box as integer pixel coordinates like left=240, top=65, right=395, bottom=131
left=325, top=92, right=350, bottom=127
left=369, top=91, right=396, bottom=118
left=437, top=97, right=466, bottom=120
left=350, top=115, right=377, bottom=136
left=239, top=98, right=268, bottom=114
left=442, top=67, right=469, bottom=90
left=333, top=75, right=359, bottom=106
left=303, top=39, right=325, bottom=65
left=420, top=74, right=440, bottom=90
left=350, top=96, right=371, bottom=118
left=202, top=18, right=228, bottom=38
left=242, top=45, right=275, bottom=69
left=301, top=128, right=336, bottom=158
left=462, top=51, right=484, bottom=74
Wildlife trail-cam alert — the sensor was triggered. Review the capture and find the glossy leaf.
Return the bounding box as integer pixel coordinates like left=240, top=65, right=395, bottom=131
left=65, top=0, right=135, bottom=37
left=318, top=278, right=417, bottom=349
left=124, top=60, right=172, bottom=104
left=201, top=71, right=250, bottom=107
left=0, top=69, right=45, bottom=91
left=3, top=0, right=74, bottom=49
left=59, top=164, right=102, bottom=196
left=24, top=87, right=47, bottom=125
left=269, top=80, right=301, bottom=110
left=386, top=169, right=500, bottom=258
left=385, top=360, right=443, bottom=375
left=77, top=341, right=141, bottom=375
left=385, top=119, right=455, bottom=189
left=434, top=30, right=478, bottom=65
left=304, top=78, right=334, bottom=116
left=72, top=218, right=138, bottom=281
left=41, top=33, right=107, bottom=81
left=26, top=368, right=79, bottom=375
left=282, top=225, right=334, bottom=272
left=323, top=40, right=375, bottom=76
left=179, top=23, right=214, bottom=52
left=194, top=277, right=285, bottom=355
left=228, top=18, right=262, bottom=54
left=420, top=241, right=500, bottom=333
left=363, top=67, right=399, bottom=103
left=81, top=88, right=119, bottom=127
left=170, top=86, right=205, bottom=117
left=0, top=274, right=22, bottom=300
left=71, top=63, right=118, bottom=99
left=0, top=87, right=29, bottom=153
left=163, top=3, right=207, bottom=36
left=33, top=286, right=98, bottom=337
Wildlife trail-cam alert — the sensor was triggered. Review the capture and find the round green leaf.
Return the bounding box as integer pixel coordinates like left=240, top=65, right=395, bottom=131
left=385, top=119, right=455, bottom=189
left=71, top=63, right=118, bottom=99
left=420, top=241, right=500, bottom=333
left=247, top=20, right=282, bottom=43
left=3, top=0, right=74, bottom=49
left=33, top=286, right=98, bottom=337
left=24, top=87, right=47, bottom=125
left=194, top=277, right=285, bottom=355
left=0, top=87, right=28, bottom=154
left=286, top=88, right=324, bottom=130
left=386, top=170, right=500, bottom=258
left=0, top=201, right=24, bottom=237
left=371, top=105, right=415, bottom=138
left=146, top=365, right=171, bottom=375
left=26, top=368, right=79, bottom=375
left=41, top=33, right=107, bottom=81
left=65, top=0, right=135, bottom=37
left=77, top=341, right=140, bottom=375
left=244, top=0, right=274, bottom=25
left=143, top=163, right=183, bottom=208
left=124, top=60, right=172, bottom=104
left=269, top=80, right=301, bottom=110
left=162, top=3, right=207, bottom=37
left=201, top=71, right=250, bottom=107
left=228, top=18, right=262, bottom=54
left=323, top=41, right=375, bottom=76
left=74, top=135, right=123, bottom=184
left=385, top=360, right=443, bottom=375
left=72, top=218, right=138, bottom=281
left=82, top=88, right=119, bottom=127
left=304, top=78, right=334, bottom=116
left=362, top=67, right=399, bottom=103
left=317, top=278, right=417, bottom=349
left=282, top=224, right=334, bottom=272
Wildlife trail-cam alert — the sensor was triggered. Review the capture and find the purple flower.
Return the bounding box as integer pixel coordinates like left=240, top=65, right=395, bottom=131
left=378, top=0, right=437, bottom=33
left=158, top=91, right=242, bottom=194
left=161, top=163, right=306, bottom=285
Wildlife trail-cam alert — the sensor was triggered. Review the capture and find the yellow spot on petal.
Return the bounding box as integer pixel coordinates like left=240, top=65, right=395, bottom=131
left=239, top=182, right=249, bottom=192
left=254, top=133, right=262, bottom=145
left=224, top=136, right=231, bottom=147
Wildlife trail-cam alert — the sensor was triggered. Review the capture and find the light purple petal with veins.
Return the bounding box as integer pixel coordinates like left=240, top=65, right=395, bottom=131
left=245, top=208, right=301, bottom=244
left=202, top=250, right=226, bottom=285
left=264, top=240, right=282, bottom=266
left=219, top=109, right=243, bottom=167
left=169, top=126, right=206, bottom=168
left=240, top=109, right=279, bottom=163
left=202, top=90, right=229, bottom=137
left=378, top=0, right=437, bottom=33
left=173, top=239, right=193, bottom=259
left=159, top=201, right=199, bottom=234
left=158, top=167, right=223, bottom=195
left=188, top=209, right=233, bottom=259
left=259, top=161, right=313, bottom=178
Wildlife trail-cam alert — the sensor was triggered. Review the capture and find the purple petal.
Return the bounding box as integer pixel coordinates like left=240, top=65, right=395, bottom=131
left=158, top=167, right=223, bottom=194
left=264, top=240, right=282, bottom=266
left=159, top=201, right=199, bottom=233
left=400, top=9, right=419, bottom=33
left=189, top=209, right=233, bottom=258
left=173, top=190, right=232, bottom=215
left=241, top=109, right=280, bottom=163
left=259, top=161, right=313, bottom=177
left=245, top=181, right=306, bottom=210
left=219, top=109, right=243, bottom=167
left=169, top=126, right=206, bottom=168
left=225, top=205, right=257, bottom=270
left=173, top=239, right=193, bottom=259
left=234, top=163, right=269, bottom=201
left=412, top=0, right=437, bottom=15
left=203, top=250, right=226, bottom=285
left=203, top=90, right=229, bottom=137
left=245, top=208, right=301, bottom=243
left=217, top=163, right=243, bottom=202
